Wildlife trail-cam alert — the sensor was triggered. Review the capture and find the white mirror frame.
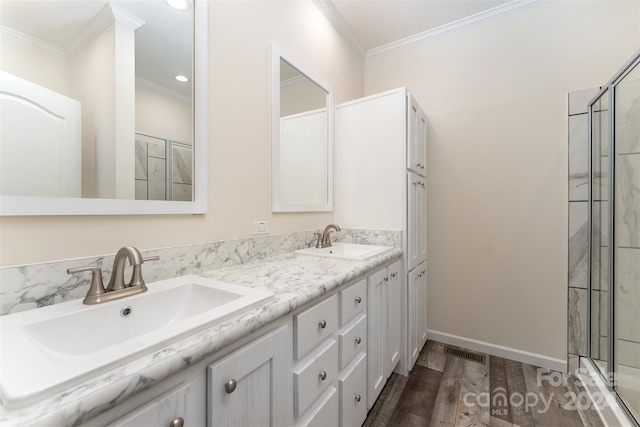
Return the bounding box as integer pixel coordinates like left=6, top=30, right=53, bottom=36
left=271, top=43, right=333, bottom=212
left=0, top=0, right=208, bottom=216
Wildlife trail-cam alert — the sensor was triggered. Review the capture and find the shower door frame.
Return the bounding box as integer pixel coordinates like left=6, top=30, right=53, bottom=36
left=587, top=49, right=640, bottom=426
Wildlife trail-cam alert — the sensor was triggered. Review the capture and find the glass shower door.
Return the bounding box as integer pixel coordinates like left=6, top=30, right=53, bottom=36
left=613, top=60, right=640, bottom=421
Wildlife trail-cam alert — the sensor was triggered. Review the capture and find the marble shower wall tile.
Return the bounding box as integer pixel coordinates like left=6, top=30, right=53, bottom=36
left=618, top=339, right=640, bottom=369
left=134, top=141, right=148, bottom=180
left=569, top=287, right=588, bottom=356
left=135, top=180, right=148, bottom=200
left=616, top=154, right=640, bottom=247
left=148, top=157, right=166, bottom=200
left=615, top=75, right=640, bottom=154
left=590, top=289, right=608, bottom=361
left=569, top=202, right=589, bottom=289
left=0, top=229, right=401, bottom=316
left=172, top=146, right=192, bottom=185
left=172, top=183, right=192, bottom=201
left=568, top=353, right=580, bottom=375
left=616, top=248, right=640, bottom=344
left=569, top=114, right=589, bottom=201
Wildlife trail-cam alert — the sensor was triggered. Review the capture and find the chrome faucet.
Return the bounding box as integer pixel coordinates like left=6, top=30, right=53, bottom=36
left=317, top=224, right=341, bottom=248
left=67, top=246, right=159, bottom=305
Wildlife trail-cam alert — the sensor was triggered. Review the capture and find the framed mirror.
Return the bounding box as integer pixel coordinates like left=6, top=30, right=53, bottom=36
left=272, top=43, right=333, bottom=212
left=0, top=0, right=207, bottom=215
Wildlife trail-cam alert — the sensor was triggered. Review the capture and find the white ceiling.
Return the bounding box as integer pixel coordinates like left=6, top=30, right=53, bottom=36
left=328, top=0, right=513, bottom=53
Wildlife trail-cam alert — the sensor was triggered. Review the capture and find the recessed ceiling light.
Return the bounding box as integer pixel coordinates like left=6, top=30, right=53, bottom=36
left=174, top=75, right=189, bottom=83
left=165, top=0, right=191, bottom=11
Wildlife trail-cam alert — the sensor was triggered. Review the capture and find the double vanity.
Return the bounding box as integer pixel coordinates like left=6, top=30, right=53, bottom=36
left=0, top=238, right=402, bottom=426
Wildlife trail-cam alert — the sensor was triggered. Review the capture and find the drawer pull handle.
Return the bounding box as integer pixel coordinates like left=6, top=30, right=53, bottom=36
left=225, top=379, right=237, bottom=394
left=355, top=296, right=362, bottom=304
left=319, top=320, right=327, bottom=329
left=355, top=336, right=362, bottom=345
left=355, top=394, right=361, bottom=403
left=169, top=418, right=184, bottom=427
left=319, top=371, right=327, bottom=381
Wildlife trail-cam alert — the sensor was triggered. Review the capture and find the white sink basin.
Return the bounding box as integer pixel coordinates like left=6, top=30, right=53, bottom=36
left=296, top=243, right=393, bottom=261
left=0, top=275, right=273, bottom=408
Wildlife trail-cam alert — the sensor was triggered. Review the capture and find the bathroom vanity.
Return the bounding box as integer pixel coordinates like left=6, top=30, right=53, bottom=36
left=0, top=243, right=402, bottom=427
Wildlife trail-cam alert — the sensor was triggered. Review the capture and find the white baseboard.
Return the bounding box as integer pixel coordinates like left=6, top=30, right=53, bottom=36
left=427, top=329, right=567, bottom=372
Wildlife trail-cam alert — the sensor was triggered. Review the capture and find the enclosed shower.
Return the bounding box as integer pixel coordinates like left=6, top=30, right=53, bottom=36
left=589, top=50, right=640, bottom=423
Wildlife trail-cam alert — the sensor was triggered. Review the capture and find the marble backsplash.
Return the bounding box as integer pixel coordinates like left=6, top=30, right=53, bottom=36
left=0, top=228, right=401, bottom=316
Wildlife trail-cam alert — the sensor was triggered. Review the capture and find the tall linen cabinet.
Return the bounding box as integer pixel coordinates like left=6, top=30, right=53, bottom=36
left=334, top=88, right=428, bottom=381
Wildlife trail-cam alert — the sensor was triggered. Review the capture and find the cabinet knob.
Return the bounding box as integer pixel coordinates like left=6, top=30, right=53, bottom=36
left=391, top=272, right=396, bottom=278
left=169, top=418, right=184, bottom=427
left=355, top=296, right=362, bottom=304
left=384, top=276, right=389, bottom=282
left=422, top=270, right=426, bottom=275
left=355, top=336, right=362, bottom=345
left=416, top=163, right=422, bottom=168
left=225, top=379, right=237, bottom=394
left=319, top=320, right=327, bottom=329
left=355, top=394, right=361, bottom=403
left=319, top=371, right=327, bottom=381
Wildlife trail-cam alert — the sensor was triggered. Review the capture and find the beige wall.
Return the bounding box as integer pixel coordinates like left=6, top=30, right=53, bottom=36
left=136, top=83, right=192, bottom=144
left=0, top=1, right=364, bottom=266
left=364, top=0, right=640, bottom=360
left=0, top=30, right=70, bottom=96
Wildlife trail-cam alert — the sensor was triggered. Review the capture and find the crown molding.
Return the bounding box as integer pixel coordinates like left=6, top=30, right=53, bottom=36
left=281, top=74, right=307, bottom=88
left=66, top=3, right=145, bottom=59
left=136, top=77, right=192, bottom=103
left=312, top=0, right=366, bottom=60
left=367, top=0, right=553, bottom=59
left=0, top=25, right=66, bottom=57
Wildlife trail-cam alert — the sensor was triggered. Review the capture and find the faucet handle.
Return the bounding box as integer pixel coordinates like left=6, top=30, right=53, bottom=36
left=314, top=233, right=322, bottom=248
left=129, top=255, right=159, bottom=288
left=67, top=266, right=107, bottom=304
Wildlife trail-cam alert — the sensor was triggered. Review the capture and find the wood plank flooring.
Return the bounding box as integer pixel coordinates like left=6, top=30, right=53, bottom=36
left=363, top=340, right=605, bottom=427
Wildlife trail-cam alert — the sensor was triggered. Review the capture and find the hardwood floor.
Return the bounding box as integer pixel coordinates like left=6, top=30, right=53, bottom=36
left=363, top=340, right=605, bottom=427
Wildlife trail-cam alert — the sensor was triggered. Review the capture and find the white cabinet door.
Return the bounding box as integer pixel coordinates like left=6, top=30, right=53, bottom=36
left=417, top=262, right=428, bottom=350
left=407, top=267, right=420, bottom=369
left=207, top=325, right=291, bottom=427
left=408, top=172, right=425, bottom=271
left=408, top=172, right=427, bottom=271
left=407, top=93, right=427, bottom=177
left=385, top=260, right=401, bottom=377
left=407, top=262, right=428, bottom=371
left=418, top=177, right=427, bottom=264
left=108, top=381, right=204, bottom=427
left=366, top=268, right=386, bottom=409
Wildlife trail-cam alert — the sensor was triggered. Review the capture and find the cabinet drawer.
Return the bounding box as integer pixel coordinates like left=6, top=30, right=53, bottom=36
left=339, top=278, right=366, bottom=326
left=294, top=339, right=338, bottom=417
left=108, top=383, right=192, bottom=427
left=340, top=353, right=367, bottom=427
left=339, top=315, right=366, bottom=369
left=295, top=295, right=338, bottom=359
left=299, top=387, right=339, bottom=427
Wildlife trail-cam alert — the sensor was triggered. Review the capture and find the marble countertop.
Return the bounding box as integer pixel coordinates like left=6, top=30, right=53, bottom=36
left=0, top=248, right=402, bottom=426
